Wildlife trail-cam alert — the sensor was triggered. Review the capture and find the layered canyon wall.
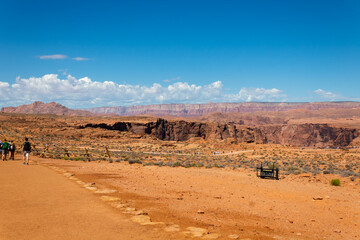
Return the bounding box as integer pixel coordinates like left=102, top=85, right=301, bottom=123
left=81, top=118, right=359, bottom=147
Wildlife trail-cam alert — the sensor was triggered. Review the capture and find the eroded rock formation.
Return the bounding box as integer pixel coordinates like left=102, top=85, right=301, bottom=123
left=80, top=118, right=359, bottom=147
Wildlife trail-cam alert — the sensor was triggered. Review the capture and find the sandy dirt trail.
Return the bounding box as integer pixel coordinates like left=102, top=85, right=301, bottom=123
left=0, top=159, right=183, bottom=240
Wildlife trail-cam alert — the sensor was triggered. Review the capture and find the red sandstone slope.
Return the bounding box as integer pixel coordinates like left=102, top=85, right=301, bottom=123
left=0, top=101, right=93, bottom=116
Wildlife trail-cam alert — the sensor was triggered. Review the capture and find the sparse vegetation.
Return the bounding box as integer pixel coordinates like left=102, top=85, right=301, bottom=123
left=330, top=179, right=341, bottom=186
left=128, top=158, right=142, bottom=164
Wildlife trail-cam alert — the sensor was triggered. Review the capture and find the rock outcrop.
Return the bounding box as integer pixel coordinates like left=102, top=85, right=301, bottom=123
left=252, top=124, right=359, bottom=147
left=81, top=118, right=359, bottom=147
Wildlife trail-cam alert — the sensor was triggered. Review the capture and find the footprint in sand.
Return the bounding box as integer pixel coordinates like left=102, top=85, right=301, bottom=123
left=100, top=195, right=122, bottom=202
left=85, top=186, right=97, bottom=191
left=131, top=215, right=164, bottom=226
left=182, top=227, right=209, bottom=237
left=109, top=202, right=128, bottom=209
left=94, top=189, right=117, bottom=194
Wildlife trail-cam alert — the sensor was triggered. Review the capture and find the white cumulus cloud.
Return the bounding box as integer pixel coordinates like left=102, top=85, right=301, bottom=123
left=39, top=54, right=68, bottom=60
left=226, top=87, right=285, bottom=102
left=0, top=82, right=10, bottom=88
left=314, top=89, right=340, bottom=101
left=0, top=74, right=285, bottom=107
left=72, top=57, right=90, bottom=61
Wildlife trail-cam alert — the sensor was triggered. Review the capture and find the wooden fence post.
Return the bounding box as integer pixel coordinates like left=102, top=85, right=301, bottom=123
left=105, top=146, right=111, bottom=158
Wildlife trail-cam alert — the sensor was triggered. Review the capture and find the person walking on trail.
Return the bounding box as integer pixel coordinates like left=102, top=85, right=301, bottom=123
left=2, top=139, right=9, bottom=161
left=0, top=140, right=2, bottom=160
left=9, top=141, right=16, bottom=160
left=23, top=138, right=31, bottom=165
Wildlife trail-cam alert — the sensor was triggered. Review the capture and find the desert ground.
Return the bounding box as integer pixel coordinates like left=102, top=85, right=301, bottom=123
left=0, top=112, right=360, bottom=239
left=0, top=158, right=185, bottom=240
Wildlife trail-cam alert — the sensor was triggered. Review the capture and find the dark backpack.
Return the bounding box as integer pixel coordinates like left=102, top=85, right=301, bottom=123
left=2, top=142, right=8, bottom=150
left=23, top=142, right=31, bottom=151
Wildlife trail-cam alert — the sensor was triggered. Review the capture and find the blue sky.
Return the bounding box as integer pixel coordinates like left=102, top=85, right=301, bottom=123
left=0, top=0, right=359, bottom=108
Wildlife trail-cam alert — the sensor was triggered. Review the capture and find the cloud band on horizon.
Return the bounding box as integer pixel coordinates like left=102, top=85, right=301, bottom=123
left=38, top=55, right=90, bottom=61
left=0, top=74, right=286, bottom=108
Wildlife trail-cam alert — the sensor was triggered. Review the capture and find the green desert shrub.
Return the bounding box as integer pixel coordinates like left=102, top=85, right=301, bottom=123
left=330, top=179, right=341, bottom=186
left=142, top=162, right=154, bottom=166
left=154, top=161, right=163, bottom=166
left=171, top=161, right=182, bottom=167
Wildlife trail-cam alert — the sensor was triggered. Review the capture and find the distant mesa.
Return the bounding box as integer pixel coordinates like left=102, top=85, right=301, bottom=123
left=87, top=102, right=360, bottom=117
left=2, top=101, right=360, bottom=118
left=0, top=101, right=93, bottom=116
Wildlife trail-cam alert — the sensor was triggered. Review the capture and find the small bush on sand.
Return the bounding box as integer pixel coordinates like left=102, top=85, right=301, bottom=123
left=340, top=170, right=354, bottom=177
left=205, top=164, right=212, bottom=168
left=154, top=161, right=163, bottom=166
left=330, top=179, right=341, bottom=186
left=128, top=158, right=142, bottom=164
left=171, top=161, right=182, bottom=167
left=196, top=162, right=204, bottom=167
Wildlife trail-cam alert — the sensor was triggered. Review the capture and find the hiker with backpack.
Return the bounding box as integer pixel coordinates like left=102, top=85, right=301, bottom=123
left=2, top=139, right=9, bottom=161
left=0, top=140, right=2, bottom=160
left=23, top=137, right=31, bottom=165
left=9, top=140, right=16, bottom=160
